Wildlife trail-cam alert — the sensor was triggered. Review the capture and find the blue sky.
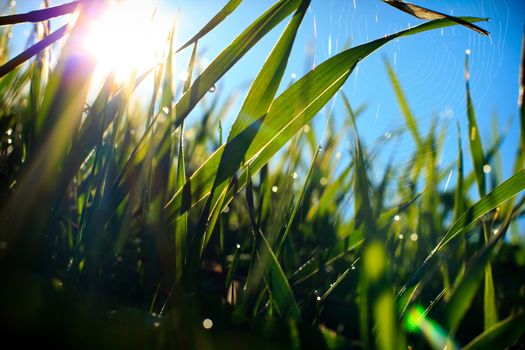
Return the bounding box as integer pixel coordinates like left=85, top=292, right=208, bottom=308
left=177, top=0, right=524, bottom=189
left=7, top=0, right=525, bottom=192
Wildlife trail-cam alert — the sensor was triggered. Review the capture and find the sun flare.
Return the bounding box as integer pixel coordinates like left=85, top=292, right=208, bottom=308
left=83, top=0, right=169, bottom=81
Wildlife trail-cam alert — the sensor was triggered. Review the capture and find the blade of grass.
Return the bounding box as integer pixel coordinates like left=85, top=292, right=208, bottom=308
left=385, top=59, right=422, bottom=147
left=177, top=0, right=243, bottom=52
left=463, top=313, right=525, bottom=350
left=172, top=0, right=304, bottom=129
left=244, top=168, right=301, bottom=319
left=398, top=169, right=525, bottom=302
left=382, top=0, right=489, bottom=35
left=176, top=0, right=311, bottom=256
left=445, top=223, right=508, bottom=333
left=0, top=1, right=77, bottom=26
left=0, top=24, right=67, bottom=78
left=165, top=16, right=488, bottom=223
left=465, top=52, right=486, bottom=197
left=276, top=145, right=320, bottom=257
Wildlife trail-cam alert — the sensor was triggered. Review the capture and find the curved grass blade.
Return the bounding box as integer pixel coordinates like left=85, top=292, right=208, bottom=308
left=115, top=0, right=305, bottom=191
left=436, top=169, right=525, bottom=250
left=172, top=0, right=304, bottom=129
left=0, top=1, right=77, bottom=26
left=190, top=0, right=310, bottom=259
left=445, top=223, right=508, bottom=334
left=165, top=16, right=488, bottom=222
left=382, top=0, right=489, bottom=36
left=177, top=0, right=243, bottom=52
left=397, top=170, right=525, bottom=308
left=463, top=313, right=525, bottom=350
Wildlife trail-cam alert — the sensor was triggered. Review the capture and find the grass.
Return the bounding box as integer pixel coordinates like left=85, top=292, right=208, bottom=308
left=0, top=0, right=524, bottom=349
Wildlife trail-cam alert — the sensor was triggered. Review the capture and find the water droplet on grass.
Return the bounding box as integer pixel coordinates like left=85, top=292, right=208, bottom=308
left=203, top=318, right=213, bottom=329
left=208, top=85, right=216, bottom=93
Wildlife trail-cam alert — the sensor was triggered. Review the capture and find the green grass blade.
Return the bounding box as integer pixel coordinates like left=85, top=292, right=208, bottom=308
left=398, top=169, right=525, bottom=303
left=227, top=0, right=310, bottom=141
left=518, top=33, right=525, bottom=170
left=445, top=239, right=499, bottom=333
left=483, top=261, right=498, bottom=329
left=177, top=0, right=243, bottom=52
left=172, top=0, right=304, bottom=129
left=463, top=313, right=525, bottom=350
left=454, top=122, right=465, bottom=221
left=276, top=144, right=320, bottom=257
left=165, top=16, right=488, bottom=222
left=244, top=169, right=301, bottom=319
left=385, top=59, right=422, bottom=147
left=437, top=169, right=525, bottom=249
left=465, top=52, right=486, bottom=197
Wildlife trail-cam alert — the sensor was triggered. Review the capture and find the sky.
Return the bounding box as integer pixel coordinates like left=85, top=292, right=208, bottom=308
left=5, top=0, right=525, bottom=194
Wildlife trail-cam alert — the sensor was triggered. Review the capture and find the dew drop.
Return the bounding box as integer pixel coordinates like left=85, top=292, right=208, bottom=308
left=203, top=318, right=213, bottom=330
left=208, top=85, right=216, bottom=93
left=271, top=186, right=279, bottom=193
left=52, top=278, right=64, bottom=291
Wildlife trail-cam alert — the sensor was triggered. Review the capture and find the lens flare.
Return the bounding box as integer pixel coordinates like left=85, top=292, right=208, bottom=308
left=405, top=305, right=459, bottom=350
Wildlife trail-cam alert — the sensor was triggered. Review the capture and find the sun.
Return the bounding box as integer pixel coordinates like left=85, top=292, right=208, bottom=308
left=83, top=0, right=170, bottom=81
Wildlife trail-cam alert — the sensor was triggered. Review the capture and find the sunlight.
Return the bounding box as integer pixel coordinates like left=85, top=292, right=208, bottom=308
left=83, top=0, right=170, bottom=81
